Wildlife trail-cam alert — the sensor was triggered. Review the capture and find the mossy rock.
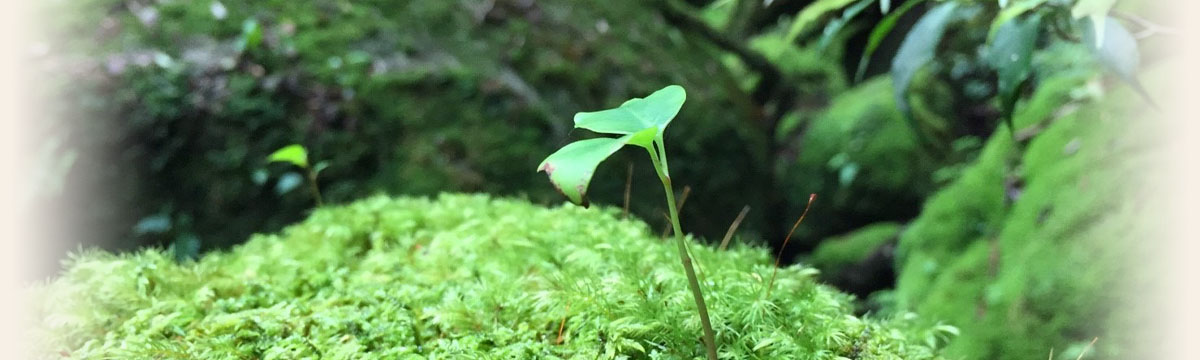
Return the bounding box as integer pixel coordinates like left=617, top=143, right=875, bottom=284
left=41, top=0, right=774, bottom=253
left=890, top=54, right=1165, bottom=360
left=32, top=194, right=950, bottom=359
left=777, top=76, right=951, bottom=251
left=805, top=223, right=901, bottom=298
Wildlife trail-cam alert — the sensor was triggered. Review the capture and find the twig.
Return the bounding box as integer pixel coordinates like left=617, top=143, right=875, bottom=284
left=661, top=185, right=692, bottom=237
left=306, top=170, right=324, bottom=206
left=654, top=0, right=786, bottom=103
left=554, top=301, right=571, bottom=345
left=718, top=205, right=751, bottom=251
left=766, top=194, right=816, bottom=298
left=623, top=162, right=634, bottom=219
left=1076, top=337, right=1099, bottom=360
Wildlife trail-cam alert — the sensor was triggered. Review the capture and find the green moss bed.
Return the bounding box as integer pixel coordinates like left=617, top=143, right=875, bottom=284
left=31, top=194, right=949, bottom=359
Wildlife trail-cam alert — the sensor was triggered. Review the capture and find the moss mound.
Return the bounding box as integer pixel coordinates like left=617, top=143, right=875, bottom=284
left=779, top=77, right=950, bottom=248
left=806, top=223, right=901, bottom=299
left=890, top=53, right=1163, bottom=360
left=808, top=223, right=901, bottom=274
left=33, top=194, right=948, bottom=359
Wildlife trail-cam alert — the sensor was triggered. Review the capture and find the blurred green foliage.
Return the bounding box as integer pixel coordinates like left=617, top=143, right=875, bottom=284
left=886, top=49, right=1167, bottom=360
left=31, top=194, right=953, bottom=359
left=32, top=0, right=1167, bottom=358
left=39, top=0, right=789, bottom=252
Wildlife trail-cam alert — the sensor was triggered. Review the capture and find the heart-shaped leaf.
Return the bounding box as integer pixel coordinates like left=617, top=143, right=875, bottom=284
left=987, top=13, right=1042, bottom=128
left=537, top=128, right=656, bottom=207
left=541, top=85, right=686, bottom=206
left=891, top=2, right=958, bottom=117
left=574, top=85, right=685, bottom=137
left=268, top=144, right=309, bottom=168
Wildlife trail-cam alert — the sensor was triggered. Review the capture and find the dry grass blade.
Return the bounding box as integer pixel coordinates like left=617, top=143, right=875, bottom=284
left=1076, top=337, right=1098, bottom=360
left=623, top=163, right=633, bottom=219
left=766, top=194, right=816, bottom=298
left=555, top=301, right=572, bottom=345
left=718, top=205, right=751, bottom=251
left=661, top=185, right=692, bottom=237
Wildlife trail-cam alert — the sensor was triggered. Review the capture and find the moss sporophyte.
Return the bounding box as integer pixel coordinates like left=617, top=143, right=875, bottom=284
left=537, top=85, right=719, bottom=360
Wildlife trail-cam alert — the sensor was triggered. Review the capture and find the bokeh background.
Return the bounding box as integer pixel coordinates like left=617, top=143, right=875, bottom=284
left=18, top=0, right=1188, bottom=359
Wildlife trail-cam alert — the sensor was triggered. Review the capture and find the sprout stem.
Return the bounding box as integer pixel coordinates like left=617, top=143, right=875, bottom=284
left=646, top=145, right=718, bottom=360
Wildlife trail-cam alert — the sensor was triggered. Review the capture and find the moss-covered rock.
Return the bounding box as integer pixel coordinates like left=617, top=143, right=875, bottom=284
left=806, top=223, right=901, bottom=298
left=32, top=194, right=950, bottom=359
left=777, top=77, right=951, bottom=251
left=890, top=51, right=1163, bottom=360
left=809, top=223, right=902, bottom=272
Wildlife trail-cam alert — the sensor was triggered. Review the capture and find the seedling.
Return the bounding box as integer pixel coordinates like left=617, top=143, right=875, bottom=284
left=267, top=144, right=326, bottom=206
left=537, top=85, right=718, bottom=360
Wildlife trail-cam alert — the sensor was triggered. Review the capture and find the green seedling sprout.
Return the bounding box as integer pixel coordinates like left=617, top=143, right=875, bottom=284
left=537, top=85, right=718, bottom=360
left=268, top=144, right=326, bottom=206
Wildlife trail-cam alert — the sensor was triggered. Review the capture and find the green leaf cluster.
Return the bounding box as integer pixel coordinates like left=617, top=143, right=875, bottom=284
left=32, top=194, right=949, bottom=359
left=538, top=85, right=684, bottom=207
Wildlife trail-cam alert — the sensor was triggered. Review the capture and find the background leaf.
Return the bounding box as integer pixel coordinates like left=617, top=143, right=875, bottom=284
left=818, top=0, right=875, bottom=51
left=855, top=0, right=928, bottom=81
left=573, top=85, right=685, bottom=136
left=891, top=2, right=959, bottom=117
left=1082, top=16, right=1156, bottom=107
left=267, top=144, right=309, bottom=168
left=784, top=0, right=860, bottom=44
left=987, top=0, right=1049, bottom=41
left=1071, top=0, right=1117, bottom=47
left=987, top=13, right=1042, bottom=127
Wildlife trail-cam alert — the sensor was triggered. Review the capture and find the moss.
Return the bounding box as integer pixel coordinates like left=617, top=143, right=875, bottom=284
left=890, top=55, right=1161, bottom=360
left=778, top=77, right=951, bottom=248
left=33, top=194, right=948, bottom=359
left=808, top=222, right=901, bottom=275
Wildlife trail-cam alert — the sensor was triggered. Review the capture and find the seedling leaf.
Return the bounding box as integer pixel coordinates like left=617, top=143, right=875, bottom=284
left=537, top=129, right=654, bottom=207
left=574, top=85, right=685, bottom=136
left=268, top=144, right=309, bottom=168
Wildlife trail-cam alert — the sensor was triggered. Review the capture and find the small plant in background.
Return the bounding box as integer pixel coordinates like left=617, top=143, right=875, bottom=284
left=268, top=144, right=327, bottom=206
left=537, top=85, right=719, bottom=360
